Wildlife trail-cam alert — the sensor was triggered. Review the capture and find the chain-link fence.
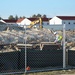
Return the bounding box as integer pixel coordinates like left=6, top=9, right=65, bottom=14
left=0, top=24, right=75, bottom=75
left=65, top=24, right=75, bottom=68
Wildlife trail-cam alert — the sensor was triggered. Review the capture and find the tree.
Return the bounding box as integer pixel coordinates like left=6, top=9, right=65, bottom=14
left=22, top=16, right=25, bottom=19
left=19, top=16, right=22, bottom=19
left=15, top=15, right=18, bottom=20
left=31, top=14, right=42, bottom=18
left=0, top=17, right=2, bottom=20
left=42, top=14, right=47, bottom=18
left=37, top=14, right=41, bottom=17
left=32, top=14, right=37, bottom=18
left=8, top=15, right=15, bottom=20
left=19, top=16, right=25, bottom=19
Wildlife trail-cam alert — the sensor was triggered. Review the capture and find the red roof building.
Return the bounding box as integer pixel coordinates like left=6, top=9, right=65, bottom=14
left=3, top=19, right=17, bottom=24
left=28, top=18, right=51, bottom=22
left=16, top=18, right=31, bottom=26
left=16, top=18, right=25, bottom=23
left=57, top=16, right=75, bottom=20
left=28, top=18, right=51, bottom=25
left=16, top=18, right=51, bottom=26
left=27, top=18, right=37, bottom=21
left=1, top=17, right=51, bottom=26
left=49, top=16, right=75, bottom=25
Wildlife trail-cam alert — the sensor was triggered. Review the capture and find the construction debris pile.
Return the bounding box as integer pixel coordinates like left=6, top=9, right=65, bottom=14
left=0, top=28, right=55, bottom=44
left=0, top=27, right=75, bottom=45
left=0, top=27, right=75, bottom=52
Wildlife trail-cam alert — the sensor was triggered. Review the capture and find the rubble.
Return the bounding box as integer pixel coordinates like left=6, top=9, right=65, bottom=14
left=0, top=26, right=75, bottom=52
left=0, top=28, right=55, bottom=44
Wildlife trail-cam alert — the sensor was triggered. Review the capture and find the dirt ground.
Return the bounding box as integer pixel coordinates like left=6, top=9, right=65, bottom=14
left=9, top=69, right=75, bottom=75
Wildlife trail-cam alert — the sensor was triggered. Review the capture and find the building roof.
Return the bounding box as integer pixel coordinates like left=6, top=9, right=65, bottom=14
left=28, top=18, right=51, bottom=21
left=57, top=16, right=75, bottom=20
left=16, top=17, right=51, bottom=23
left=27, top=18, right=38, bottom=21
left=16, top=18, right=25, bottom=23
left=0, top=21, right=5, bottom=24
left=41, top=18, right=51, bottom=21
left=16, top=18, right=36, bottom=23
left=0, top=20, right=6, bottom=23
left=3, top=19, right=17, bottom=23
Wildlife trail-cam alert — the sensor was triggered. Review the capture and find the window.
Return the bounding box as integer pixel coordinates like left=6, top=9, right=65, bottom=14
left=42, top=22, right=44, bottom=25
left=68, top=22, right=70, bottom=24
left=64, top=22, right=65, bottom=24
left=47, top=23, right=49, bottom=25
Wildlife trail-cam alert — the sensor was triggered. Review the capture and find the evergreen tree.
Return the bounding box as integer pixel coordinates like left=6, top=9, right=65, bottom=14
left=37, top=14, right=41, bottom=17
left=8, top=15, right=15, bottom=20
left=15, top=15, right=18, bottom=20
left=0, top=17, right=2, bottom=20
left=22, top=16, right=25, bottom=18
left=32, top=14, right=37, bottom=18
left=42, top=14, right=47, bottom=18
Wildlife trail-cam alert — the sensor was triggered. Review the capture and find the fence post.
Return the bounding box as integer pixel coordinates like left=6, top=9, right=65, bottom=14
left=24, top=25, right=27, bottom=73
left=63, top=24, right=66, bottom=69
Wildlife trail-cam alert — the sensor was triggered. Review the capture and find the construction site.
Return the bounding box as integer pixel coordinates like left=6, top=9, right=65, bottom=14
left=0, top=18, right=75, bottom=75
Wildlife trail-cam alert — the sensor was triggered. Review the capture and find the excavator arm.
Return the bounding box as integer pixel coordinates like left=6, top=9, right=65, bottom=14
left=27, top=18, right=43, bottom=29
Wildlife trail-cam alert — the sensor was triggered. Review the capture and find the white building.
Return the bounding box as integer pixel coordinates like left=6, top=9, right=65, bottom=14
left=49, top=16, right=75, bottom=25
left=17, top=18, right=51, bottom=28
left=16, top=18, right=31, bottom=27
left=0, top=20, right=6, bottom=24
left=42, top=18, right=51, bottom=25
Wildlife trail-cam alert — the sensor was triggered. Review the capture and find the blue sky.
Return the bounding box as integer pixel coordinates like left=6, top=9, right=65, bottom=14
left=0, top=0, right=75, bottom=19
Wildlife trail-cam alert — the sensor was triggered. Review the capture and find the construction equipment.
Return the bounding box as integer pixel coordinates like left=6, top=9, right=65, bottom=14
left=27, top=17, right=43, bottom=29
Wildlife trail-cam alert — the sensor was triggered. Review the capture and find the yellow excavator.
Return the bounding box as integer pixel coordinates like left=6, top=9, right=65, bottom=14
left=27, top=17, right=43, bottom=29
